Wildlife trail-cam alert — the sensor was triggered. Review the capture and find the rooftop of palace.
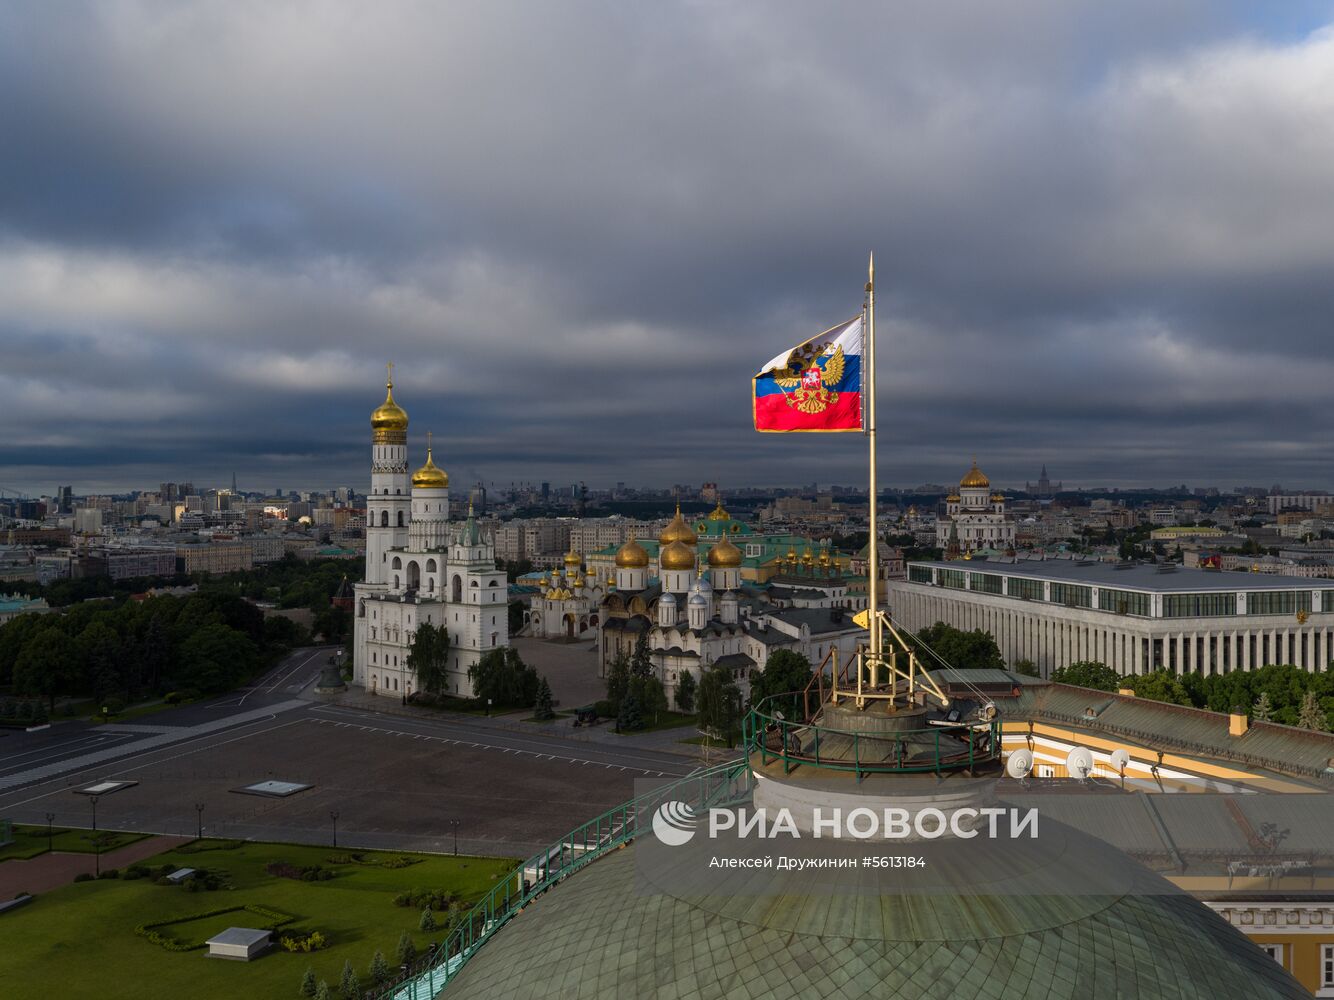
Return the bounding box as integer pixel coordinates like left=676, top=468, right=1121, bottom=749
left=907, top=557, right=1334, bottom=594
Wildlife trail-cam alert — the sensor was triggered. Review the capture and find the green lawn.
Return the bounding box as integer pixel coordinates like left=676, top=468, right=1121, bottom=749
left=0, top=840, right=517, bottom=1000
left=0, top=825, right=148, bottom=862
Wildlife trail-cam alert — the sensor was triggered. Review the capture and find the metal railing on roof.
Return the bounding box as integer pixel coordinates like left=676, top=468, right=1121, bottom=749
left=745, top=694, right=1001, bottom=781
left=366, top=758, right=751, bottom=1000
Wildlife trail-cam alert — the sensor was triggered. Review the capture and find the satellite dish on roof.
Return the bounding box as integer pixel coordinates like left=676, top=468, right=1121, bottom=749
left=1066, top=747, right=1094, bottom=781
left=1005, top=748, right=1033, bottom=780
left=1109, top=748, right=1130, bottom=774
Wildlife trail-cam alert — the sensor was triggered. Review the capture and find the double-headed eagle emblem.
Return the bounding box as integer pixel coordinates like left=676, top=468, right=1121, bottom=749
left=768, top=342, right=845, bottom=414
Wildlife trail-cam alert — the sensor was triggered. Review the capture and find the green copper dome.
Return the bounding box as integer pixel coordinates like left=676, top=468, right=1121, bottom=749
left=442, top=842, right=1306, bottom=1000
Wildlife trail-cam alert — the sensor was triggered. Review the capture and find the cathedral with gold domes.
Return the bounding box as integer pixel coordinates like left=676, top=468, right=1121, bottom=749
left=935, top=459, right=1016, bottom=555
left=352, top=370, right=508, bottom=699
left=526, top=544, right=609, bottom=640
left=598, top=504, right=863, bottom=707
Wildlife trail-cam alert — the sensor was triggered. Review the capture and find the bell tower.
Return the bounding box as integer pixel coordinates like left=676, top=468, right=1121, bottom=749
left=365, top=364, right=411, bottom=584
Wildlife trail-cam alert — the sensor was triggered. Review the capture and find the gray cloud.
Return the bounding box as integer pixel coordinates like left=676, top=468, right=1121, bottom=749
left=3, top=1, right=1334, bottom=495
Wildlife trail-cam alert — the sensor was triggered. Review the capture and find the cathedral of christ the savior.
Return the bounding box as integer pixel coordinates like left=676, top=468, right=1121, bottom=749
left=351, top=371, right=507, bottom=700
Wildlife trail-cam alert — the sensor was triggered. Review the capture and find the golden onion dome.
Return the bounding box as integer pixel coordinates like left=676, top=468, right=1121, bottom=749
left=659, top=504, right=698, bottom=546
left=818, top=548, right=831, bottom=566
left=605, top=574, right=615, bottom=586
left=563, top=546, right=582, bottom=568
left=411, top=442, right=449, bottom=489
left=946, top=493, right=961, bottom=503
left=991, top=492, right=1005, bottom=502
left=615, top=535, right=650, bottom=568
left=660, top=539, right=697, bottom=570
left=706, top=535, right=743, bottom=568
left=960, top=459, right=990, bottom=489
left=370, top=368, right=409, bottom=439
left=707, top=499, right=730, bottom=521
left=574, top=575, right=585, bottom=588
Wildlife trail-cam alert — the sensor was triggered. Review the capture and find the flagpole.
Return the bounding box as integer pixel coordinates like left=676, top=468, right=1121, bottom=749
left=866, top=252, right=878, bottom=682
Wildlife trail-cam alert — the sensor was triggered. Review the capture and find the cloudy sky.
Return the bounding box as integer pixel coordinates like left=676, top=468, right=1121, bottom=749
left=4, top=1, right=1334, bottom=496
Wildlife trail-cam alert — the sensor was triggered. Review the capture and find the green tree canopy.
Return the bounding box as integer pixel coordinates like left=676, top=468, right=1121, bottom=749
left=748, top=649, right=811, bottom=718
left=1125, top=670, right=1192, bottom=706
left=13, top=627, right=78, bottom=711
left=1050, top=660, right=1121, bottom=692
left=407, top=622, right=451, bottom=695
left=909, top=622, right=1005, bottom=671
left=697, top=665, right=743, bottom=748
left=468, top=647, right=538, bottom=708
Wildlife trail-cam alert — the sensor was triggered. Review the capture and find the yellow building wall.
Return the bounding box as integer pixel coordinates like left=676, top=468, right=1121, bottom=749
left=1246, top=932, right=1334, bottom=995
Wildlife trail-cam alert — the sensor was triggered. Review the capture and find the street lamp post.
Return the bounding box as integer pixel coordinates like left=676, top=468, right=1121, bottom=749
left=45, top=812, right=54, bottom=853
left=195, top=803, right=205, bottom=840
left=448, top=819, right=460, bottom=856
left=330, top=810, right=339, bottom=848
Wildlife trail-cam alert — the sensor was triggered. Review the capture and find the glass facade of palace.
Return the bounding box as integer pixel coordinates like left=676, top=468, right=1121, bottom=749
left=890, top=560, right=1334, bottom=678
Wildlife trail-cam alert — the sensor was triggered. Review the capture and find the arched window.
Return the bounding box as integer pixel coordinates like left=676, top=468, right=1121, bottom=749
left=380, top=511, right=389, bottom=527
left=451, top=574, right=463, bottom=602
left=397, top=510, right=405, bottom=527
left=392, top=556, right=402, bottom=570
left=426, top=558, right=438, bottom=573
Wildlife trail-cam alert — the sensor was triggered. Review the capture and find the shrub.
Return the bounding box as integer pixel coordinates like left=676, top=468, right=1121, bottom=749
left=300, top=967, right=318, bottom=997
left=419, top=907, right=436, bottom=932
left=73, top=872, right=95, bottom=883
left=314, top=981, right=332, bottom=1000
left=98, top=868, right=119, bottom=879
left=278, top=930, right=328, bottom=953
left=593, top=699, right=615, bottom=720
left=267, top=861, right=334, bottom=881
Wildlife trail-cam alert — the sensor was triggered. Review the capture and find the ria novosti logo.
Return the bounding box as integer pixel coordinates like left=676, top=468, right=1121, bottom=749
left=651, top=801, right=698, bottom=846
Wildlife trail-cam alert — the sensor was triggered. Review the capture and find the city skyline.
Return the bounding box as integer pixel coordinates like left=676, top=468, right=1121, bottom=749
left=6, top=4, right=1334, bottom=493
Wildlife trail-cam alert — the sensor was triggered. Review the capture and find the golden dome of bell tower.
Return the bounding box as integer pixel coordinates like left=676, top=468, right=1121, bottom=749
left=371, top=363, right=409, bottom=444
left=411, top=432, right=449, bottom=489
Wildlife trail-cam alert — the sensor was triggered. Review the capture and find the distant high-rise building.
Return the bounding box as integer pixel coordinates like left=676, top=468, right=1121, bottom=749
left=1026, top=464, right=1061, bottom=498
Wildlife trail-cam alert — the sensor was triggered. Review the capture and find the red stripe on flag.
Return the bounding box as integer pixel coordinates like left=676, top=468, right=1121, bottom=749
left=754, top=391, right=862, bottom=432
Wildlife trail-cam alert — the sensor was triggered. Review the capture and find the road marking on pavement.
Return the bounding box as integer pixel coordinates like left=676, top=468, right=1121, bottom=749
left=302, top=717, right=683, bottom=776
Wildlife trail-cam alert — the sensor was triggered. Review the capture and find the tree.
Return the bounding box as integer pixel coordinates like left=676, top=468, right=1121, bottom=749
left=533, top=676, right=555, bottom=720
left=395, top=930, right=416, bottom=966
left=1050, top=661, right=1120, bottom=692
left=137, top=614, right=171, bottom=694
left=13, top=627, right=78, bottom=712
left=175, top=623, right=258, bottom=693
left=1126, top=670, right=1191, bottom=706
left=314, top=981, right=331, bottom=1000
left=78, top=620, right=124, bottom=703
left=748, top=650, right=811, bottom=717
left=616, top=688, right=643, bottom=732
left=369, top=950, right=390, bottom=985
left=468, top=647, right=539, bottom=708
left=911, top=622, right=1004, bottom=671
left=407, top=622, right=451, bottom=695
left=300, top=967, right=318, bottom=997
left=1297, top=690, right=1328, bottom=731
left=1012, top=659, right=1040, bottom=678
left=697, top=665, right=742, bottom=748
left=634, top=676, right=668, bottom=725
left=604, top=650, right=630, bottom=709
left=630, top=631, right=653, bottom=680
left=419, top=907, right=437, bottom=932
left=312, top=605, right=350, bottom=644
left=1252, top=691, right=1274, bottom=723
left=675, top=669, right=696, bottom=713
left=338, top=958, right=359, bottom=998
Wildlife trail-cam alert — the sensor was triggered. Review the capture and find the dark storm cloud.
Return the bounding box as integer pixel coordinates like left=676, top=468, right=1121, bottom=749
left=3, top=1, right=1334, bottom=495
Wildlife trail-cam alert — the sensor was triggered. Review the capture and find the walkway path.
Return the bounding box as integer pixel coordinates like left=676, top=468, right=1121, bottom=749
left=0, top=835, right=189, bottom=897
